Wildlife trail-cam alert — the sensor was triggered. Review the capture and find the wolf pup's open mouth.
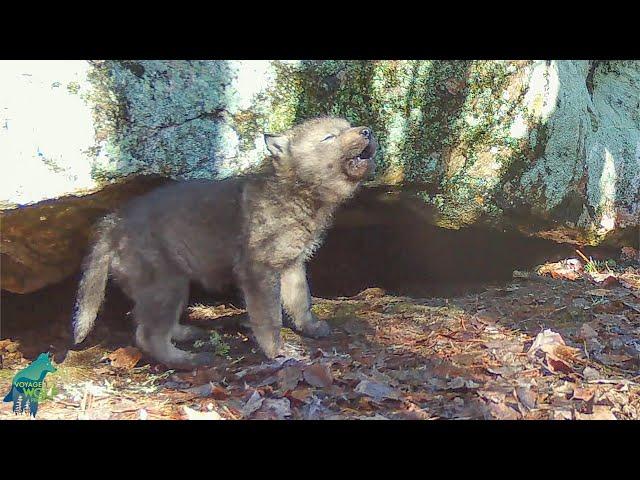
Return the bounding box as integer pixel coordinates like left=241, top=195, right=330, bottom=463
left=345, top=137, right=377, bottom=180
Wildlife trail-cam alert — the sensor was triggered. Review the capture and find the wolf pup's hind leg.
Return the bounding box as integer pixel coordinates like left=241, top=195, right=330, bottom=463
left=133, top=278, right=215, bottom=369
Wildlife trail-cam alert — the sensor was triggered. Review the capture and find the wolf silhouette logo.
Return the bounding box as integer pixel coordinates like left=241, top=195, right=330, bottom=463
left=3, top=353, right=57, bottom=417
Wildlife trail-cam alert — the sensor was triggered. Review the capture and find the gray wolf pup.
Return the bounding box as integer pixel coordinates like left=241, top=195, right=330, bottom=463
left=73, top=117, right=377, bottom=369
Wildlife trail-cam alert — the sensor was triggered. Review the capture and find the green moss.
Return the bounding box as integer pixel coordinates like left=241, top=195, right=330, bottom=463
left=397, top=61, right=472, bottom=183
left=233, top=110, right=261, bottom=150
left=311, top=300, right=365, bottom=324
left=364, top=61, right=527, bottom=228
left=85, top=61, right=124, bottom=148
left=77, top=60, right=638, bottom=247
left=266, top=61, right=303, bottom=133
left=66, top=81, right=81, bottom=95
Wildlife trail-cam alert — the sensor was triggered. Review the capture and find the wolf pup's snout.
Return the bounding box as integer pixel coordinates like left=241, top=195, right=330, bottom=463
left=361, top=127, right=377, bottom=178
left=343, top=125, right=377, bottom=181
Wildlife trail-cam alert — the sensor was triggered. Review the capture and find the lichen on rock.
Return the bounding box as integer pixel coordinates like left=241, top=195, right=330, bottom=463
left=2, top=60, right=639, bottom=294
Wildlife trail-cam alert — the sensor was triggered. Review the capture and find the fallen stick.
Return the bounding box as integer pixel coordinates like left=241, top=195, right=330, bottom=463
left=575, top=249, right=591, bottom=264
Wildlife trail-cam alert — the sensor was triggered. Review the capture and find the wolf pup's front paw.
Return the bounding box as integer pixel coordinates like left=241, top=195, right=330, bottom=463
left=251, top=325, right=283, bottom=359
left=300, top=318, right=331, bottom=338
left=260, top=337, right=284, bottom=359
left=192, top=352, right=217, bottom=367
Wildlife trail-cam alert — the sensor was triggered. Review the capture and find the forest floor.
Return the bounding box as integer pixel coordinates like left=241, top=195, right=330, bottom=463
left=1, top=253, right=639, bottom=420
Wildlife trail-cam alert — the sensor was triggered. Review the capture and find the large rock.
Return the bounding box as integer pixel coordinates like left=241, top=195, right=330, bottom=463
left=1, top=60, right=639, bottom=293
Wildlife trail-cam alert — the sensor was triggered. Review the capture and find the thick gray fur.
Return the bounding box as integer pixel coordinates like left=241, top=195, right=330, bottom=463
left=73, top=117, right=377, bottom=369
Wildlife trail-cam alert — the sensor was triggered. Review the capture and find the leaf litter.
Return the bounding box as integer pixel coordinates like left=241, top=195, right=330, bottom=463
left=1, top=257, right=639, bottom=420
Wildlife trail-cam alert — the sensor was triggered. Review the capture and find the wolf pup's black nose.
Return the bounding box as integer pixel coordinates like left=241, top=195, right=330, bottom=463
left=361, top=128, right=371, bottom=139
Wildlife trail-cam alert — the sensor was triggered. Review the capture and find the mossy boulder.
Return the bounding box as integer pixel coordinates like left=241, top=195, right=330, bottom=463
left=2, top=60, right=639, bottom=293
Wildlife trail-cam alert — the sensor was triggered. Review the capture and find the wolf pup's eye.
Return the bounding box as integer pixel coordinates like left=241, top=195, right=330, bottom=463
left=321, top=134, right=335, bottom=142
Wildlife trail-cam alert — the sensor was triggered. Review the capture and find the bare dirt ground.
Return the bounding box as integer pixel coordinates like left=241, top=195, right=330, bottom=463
left=1, top=255, right=639, bottom=420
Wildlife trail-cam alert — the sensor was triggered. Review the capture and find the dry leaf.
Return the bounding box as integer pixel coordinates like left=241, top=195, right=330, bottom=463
left=553, top=409, right=574, bottom=420
left=516, top=387, right=537, bottom=410
left=303, top=363, right=333, bottom=388
left=578, top=323, right=598, bottom=340
left=355, top=287, right=386, bottom=299
left=586, top=272, right=619, bottom=287
left=554, top=344, right=582, bottom=362
left=546, top=354, right=574, bottom=374
left=537, top=259, right=583, bottom=281
left=253, top=398, right=292, bottom=420
left=0, top=339, right=18, bottom=351
left=619, top=270, right=640, bottom=294
left=576, top=405, right=616, bottom=420
left=596, top=353, right=632, bottom=366
left=288, top=387, right=312, bottom=403
left=184, top=383, right=210, bottom=396
left=241, top=390, right=264, bottom=417
left=107, top=347, right=142, bottom=369
left=512, top=270, right=532, bottom=280
left=355, top=380, right=400, bottom=401
left=583, top=366, right=601, bottom=381
left=572, top=386, right=596, bottom=402
left=528, top=329, right=566, bottom=357
left=182, top=405, right=223, bottom=420
left=209, top=384, right=229, bottom=400
left=399, top=402, right=433, bottom=420
left=585, top=288, right=613, bottom=297
left=175, top=366, right=223, bottom=385
left=446, top=377, right=480, bottom=390
left=486, top=402, right=520, bottom=420
left=277, top=365, right=302, bottom=393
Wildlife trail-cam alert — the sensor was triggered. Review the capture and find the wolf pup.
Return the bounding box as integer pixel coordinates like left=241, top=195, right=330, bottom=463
left=72, top=117, right=377, bottom=369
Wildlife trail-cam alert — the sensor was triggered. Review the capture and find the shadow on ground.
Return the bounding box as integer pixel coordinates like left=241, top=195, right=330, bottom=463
left=1, top=191, right=637, bottom=419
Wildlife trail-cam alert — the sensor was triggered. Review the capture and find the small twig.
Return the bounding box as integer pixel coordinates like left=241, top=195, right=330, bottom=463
left=54, top=400, right=82, bottom=408
left=547, top=305, right=567, bottom=317
left=583, top=340, right=590, bottom=360
left=229, top=356, right=245, bottom=365
left=587, top=378, right=638, bottom=385
left=518, top=368, right=541, bottom=375
left=622, top=301, right=640, bottom=314
left=110, top=407, right=143, bottom=414
left=575, top=249, right=591, bottom=264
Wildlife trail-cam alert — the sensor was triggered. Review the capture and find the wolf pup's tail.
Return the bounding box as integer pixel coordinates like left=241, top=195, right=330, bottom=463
left=72, top=214, right=119, bottom=344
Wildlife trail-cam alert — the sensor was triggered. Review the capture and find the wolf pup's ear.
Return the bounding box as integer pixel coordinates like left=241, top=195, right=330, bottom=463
left=264, top=134, right=289, bottom=157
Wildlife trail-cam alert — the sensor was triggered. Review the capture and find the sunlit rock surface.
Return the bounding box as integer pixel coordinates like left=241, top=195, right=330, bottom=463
left=1, top=60, right=639, bottom=293
left=0, top=61, right=98, bottom=206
